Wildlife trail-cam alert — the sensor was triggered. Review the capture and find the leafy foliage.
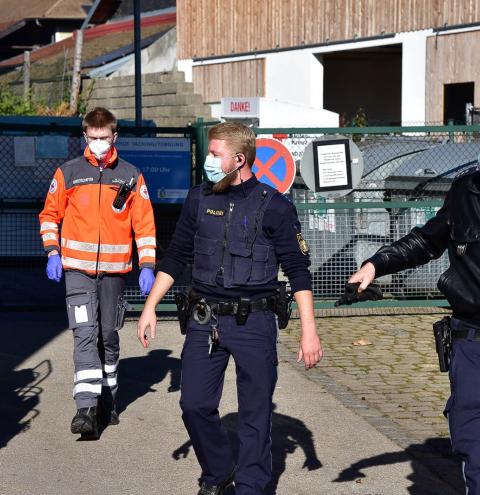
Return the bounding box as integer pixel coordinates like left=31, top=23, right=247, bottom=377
left=0, top=84, right=82, bottom=116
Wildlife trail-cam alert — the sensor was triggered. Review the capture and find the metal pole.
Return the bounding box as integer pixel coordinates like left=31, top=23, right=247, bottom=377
left=23, top=50, right=30, bottom=101
left=134, top=0, right=142, bottom=126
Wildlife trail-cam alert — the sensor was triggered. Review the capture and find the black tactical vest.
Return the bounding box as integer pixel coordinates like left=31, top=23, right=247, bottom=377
left=192, top=182, right=278, bottom=288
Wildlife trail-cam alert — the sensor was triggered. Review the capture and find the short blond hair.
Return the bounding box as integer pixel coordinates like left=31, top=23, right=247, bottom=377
left=208, top=122, right=256, bottom=166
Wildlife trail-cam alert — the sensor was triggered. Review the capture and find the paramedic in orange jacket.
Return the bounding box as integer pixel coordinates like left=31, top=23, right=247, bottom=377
left=39, top=107, right=156, bottom=438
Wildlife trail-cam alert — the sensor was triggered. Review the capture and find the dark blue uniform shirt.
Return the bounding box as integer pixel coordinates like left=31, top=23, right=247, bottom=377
left=158, top=176, right=312, bottom=300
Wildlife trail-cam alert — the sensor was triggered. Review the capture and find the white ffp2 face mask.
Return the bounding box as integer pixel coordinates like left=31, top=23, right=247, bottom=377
left=88, top=139, right=112, bottom=160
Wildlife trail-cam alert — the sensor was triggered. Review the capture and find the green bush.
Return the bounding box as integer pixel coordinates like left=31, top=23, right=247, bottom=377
left=0, top=84, right=34, bottom=115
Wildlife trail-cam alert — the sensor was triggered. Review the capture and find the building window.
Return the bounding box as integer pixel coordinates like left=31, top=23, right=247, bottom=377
left=444, top=82, right=474, bottom=124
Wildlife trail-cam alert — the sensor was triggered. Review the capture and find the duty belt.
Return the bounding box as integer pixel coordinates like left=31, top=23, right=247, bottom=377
left=451, top=327, right=480, bottom=342
left=450, top=319, right=480, bottom=343
left=200, top=296, right=276, bottom=317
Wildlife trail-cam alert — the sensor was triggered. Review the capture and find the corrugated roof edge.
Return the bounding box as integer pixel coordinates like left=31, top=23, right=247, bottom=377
left=0, top=10, right=176, bottom=68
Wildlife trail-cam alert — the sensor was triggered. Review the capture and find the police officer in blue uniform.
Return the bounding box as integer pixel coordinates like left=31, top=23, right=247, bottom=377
left=348, top=166, right=480, bottom=495
left=137, top=122, right=323, bottom=495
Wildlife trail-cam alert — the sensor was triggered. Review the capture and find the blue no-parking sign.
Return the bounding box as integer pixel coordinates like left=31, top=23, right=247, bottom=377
left=253, top=138, right=296, bottom=193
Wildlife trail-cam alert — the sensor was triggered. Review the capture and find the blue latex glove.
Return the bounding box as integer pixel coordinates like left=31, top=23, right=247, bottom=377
left=139, top=268, right=155, bottom=296
left=46, top=254, right=62, bottom=282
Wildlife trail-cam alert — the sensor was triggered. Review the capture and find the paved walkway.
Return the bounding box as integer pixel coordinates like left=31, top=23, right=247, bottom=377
left=0, top=310, right=463, bottom=494
left=285, top=307, right=461, bottom=490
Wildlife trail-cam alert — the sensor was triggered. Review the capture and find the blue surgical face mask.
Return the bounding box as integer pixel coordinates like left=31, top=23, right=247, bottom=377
left=204, top=154, right=241, bottom=183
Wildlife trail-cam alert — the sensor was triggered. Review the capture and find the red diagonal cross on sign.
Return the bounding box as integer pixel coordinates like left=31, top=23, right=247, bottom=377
left=253, top=138, right=296, bottom=194
left=255, top=149, right=284, bottom=188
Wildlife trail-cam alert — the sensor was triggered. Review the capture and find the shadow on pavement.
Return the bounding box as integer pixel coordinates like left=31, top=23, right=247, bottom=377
left=0, top=311, right=66, bottom=449
left=172, top=403, right=322, bottom=494
left=117, top=349, right=182, bottom=414
left=335, top=437, right=463, bottom=494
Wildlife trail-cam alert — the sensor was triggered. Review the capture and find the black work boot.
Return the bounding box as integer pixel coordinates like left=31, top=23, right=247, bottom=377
left=70, top=407, right=98, bottom=438
left=197, top=470, right=235, bottom=495
left=97, top=397, right=119, bottom=426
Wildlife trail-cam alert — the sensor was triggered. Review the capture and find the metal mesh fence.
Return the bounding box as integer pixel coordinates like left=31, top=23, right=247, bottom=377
left=0, top=125, right=194, bottom=309
left=295, top=204, right=447, bottom=301
left=255, top=126, right=480, bottom=303
left=267, top=128, right=480, bottom=202
left=2, top=124, right=479, bottom=308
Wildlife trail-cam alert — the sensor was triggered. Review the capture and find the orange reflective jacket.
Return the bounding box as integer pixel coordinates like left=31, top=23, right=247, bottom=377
left=39, top=147, right=156, bottom=275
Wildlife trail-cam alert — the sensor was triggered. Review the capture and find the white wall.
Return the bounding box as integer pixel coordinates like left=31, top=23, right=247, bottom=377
left=258, top=99, right=338, bottom=127
left=265, top=51, right=323, bottom=108
left=401, top=30, right=429, bottom=125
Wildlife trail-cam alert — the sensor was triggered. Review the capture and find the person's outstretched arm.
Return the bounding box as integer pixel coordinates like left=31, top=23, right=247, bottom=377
left=137, top=271, right=175, bottom=348
left=295, top=289, right=323, bottom=369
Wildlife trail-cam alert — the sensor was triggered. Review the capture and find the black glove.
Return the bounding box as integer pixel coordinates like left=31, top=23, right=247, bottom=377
left=335, top=282, right=383, bottom=307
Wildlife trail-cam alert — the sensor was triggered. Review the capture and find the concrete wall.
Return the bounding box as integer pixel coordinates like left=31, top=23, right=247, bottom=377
left=110, top=27, right=177, bottom=77
left=85, top=71, right=213, bottom=126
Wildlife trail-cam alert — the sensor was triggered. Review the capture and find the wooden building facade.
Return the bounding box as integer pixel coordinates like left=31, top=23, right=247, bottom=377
left=177, top=0, right=480, bottom=125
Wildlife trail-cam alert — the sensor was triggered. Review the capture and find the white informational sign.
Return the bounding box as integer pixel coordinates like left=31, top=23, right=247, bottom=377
left=221, top=97, right=260, bottom=118
left=313, top=139, right=352, bottom=191
left=300, top=136, right=363, bottom=199
left=14, top=136, right=36, bottom=167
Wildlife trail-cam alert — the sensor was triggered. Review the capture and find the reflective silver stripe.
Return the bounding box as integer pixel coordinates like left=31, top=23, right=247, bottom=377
left=104, top=362, right=118, bottom=373
left=73, top=383, right=102, bottom=396
left=138, top=248, right=156, bottom=259
left=102, top=377, right=117, bottom=387
left=62, top=256, right=131, bottom=273
left=42, top=233, right=58, bottom=242
left=63, top=239, right=98, bottom=252
left=100, top=243, right=129, bottom=254
left=62, top=239, right=129, bottom=254
left=40, top=222, right=58, bottom=232
left=62, top=257, right=97, bottom=271
left=74, top=369, right=103, bottom=382
left=98, top=261, right=132, bottom=272
left=136, top=237, right=156, bottom=248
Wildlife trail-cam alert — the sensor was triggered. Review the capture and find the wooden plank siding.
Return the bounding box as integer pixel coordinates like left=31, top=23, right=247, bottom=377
left=192, top=59, right=265, bottom=103
left=426, top=30, right=480, bottom=124
left=178, top=0, right=480, bottom=60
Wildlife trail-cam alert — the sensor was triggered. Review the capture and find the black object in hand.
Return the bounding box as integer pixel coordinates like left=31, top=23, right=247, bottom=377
left=335, top=282, right=383, bottom=307
left=113, top=177, right=135, bottom=210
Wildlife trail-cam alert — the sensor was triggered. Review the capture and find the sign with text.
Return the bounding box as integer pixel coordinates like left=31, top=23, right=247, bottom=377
left=115, top=137, right=191, bottom=204
left=221, top=97, right=260, bottom=118
left=312, top=139, right=352, bottom=192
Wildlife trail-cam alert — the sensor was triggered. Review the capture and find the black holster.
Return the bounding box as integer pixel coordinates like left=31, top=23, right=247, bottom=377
left=114, top=295, right=132, bottom=331
left=274, top=282, right=293, bottom=330
left=433, top=316, right=452, bottom=372
left=235, top=298, right=250, bottom=326
left=174, top=292, right=190, bottom=335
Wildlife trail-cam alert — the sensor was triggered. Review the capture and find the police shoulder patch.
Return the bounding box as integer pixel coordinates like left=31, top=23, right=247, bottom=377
left=296, top=233, right=309, bottom=255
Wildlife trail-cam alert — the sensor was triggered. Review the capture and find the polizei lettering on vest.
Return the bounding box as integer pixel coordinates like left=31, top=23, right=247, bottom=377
left=206, top=209, right=225, bottom=216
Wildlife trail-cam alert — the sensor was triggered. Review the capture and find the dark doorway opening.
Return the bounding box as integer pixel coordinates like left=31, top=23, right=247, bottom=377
left=444, top=82, right=474, bottom=124
left=322, top=44, right=402, bottom=126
